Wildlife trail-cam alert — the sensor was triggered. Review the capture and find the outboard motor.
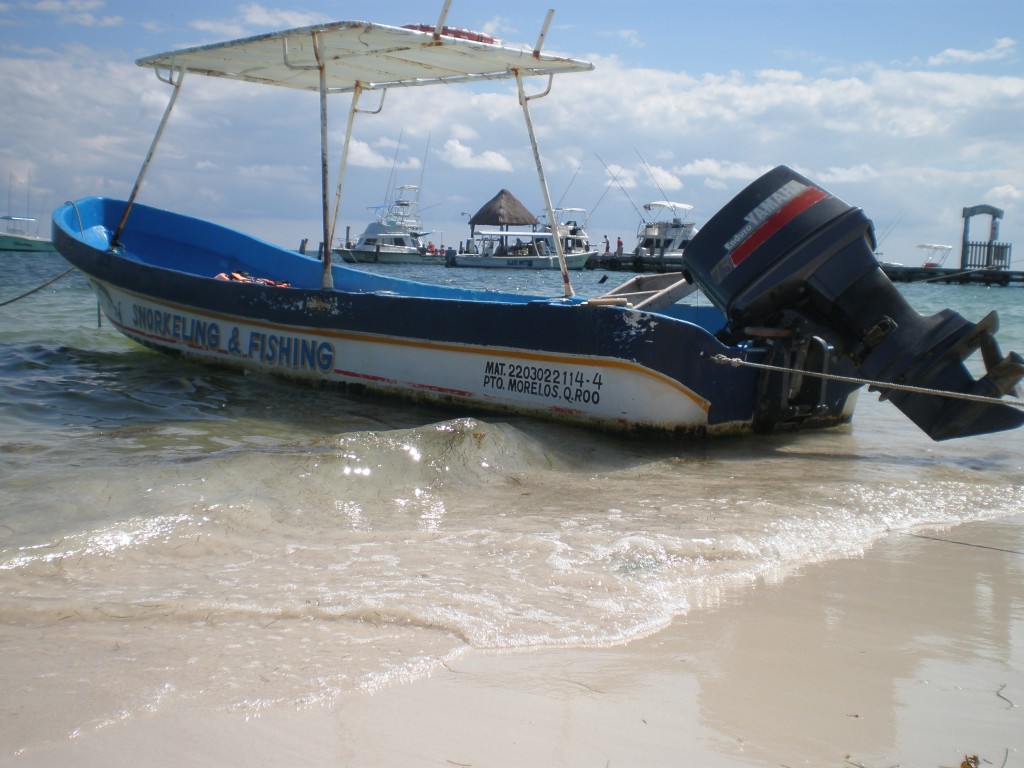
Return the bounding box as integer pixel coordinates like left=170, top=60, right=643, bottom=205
left=683, top=165, right=1024, bottom=440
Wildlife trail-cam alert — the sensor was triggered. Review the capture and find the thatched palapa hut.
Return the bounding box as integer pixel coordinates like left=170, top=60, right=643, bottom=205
left=467, top=189, right=538, bottom=235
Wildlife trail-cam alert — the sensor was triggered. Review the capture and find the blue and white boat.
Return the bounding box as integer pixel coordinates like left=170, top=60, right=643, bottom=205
left=51, top=6, right=1024, bottom=440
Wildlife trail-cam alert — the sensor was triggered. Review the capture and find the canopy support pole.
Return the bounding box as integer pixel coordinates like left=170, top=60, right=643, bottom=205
left=313, top=32, right=383, bottom=290
left=328, top=84, right=380, bottom=266
left=432, top=0, right=452, bottom=39
left=533, top=7, right=554, bottom=55
left=313, top=33, right=336, bottom=289
left=112, top=65, right=185, bottom=249
left=515, top=68, right=573, bottom=298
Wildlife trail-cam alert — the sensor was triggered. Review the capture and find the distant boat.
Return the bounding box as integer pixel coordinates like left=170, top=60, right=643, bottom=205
left=1, top=216, right=56, bottom=253
left=2, top=174, right=55, bottom=252
left=450, top=192, right=596, bottom=269
left=545, top=206, right=594, bottom=261
left=918, top=243, right=953, bottom=268
left=335, top=184, right=443, bottom=265
left=448, top=228, right=593, bottom=269
left=631, top=201, right=699, bottom=268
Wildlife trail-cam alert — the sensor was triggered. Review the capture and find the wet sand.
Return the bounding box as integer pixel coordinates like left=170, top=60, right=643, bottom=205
left=8, top=515, right=1022, bottom=767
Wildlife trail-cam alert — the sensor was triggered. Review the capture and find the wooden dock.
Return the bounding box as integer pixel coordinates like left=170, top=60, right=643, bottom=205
left=881, top=204, right=1019, bottom=285
left=881, top=265, right=1024, bottom=286
left=586, top=253, right=684, bottom=272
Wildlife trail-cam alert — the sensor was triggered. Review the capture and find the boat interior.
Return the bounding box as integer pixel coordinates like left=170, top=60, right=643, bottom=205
left=56, top=195, right=726, bottom=331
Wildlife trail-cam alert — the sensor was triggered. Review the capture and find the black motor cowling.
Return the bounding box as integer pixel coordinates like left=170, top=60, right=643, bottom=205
left=683, top=165, right=1024, bottom=440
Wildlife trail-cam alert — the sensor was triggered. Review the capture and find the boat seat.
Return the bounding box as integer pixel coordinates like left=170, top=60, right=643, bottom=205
left=593, top=271, right=697, bottom=311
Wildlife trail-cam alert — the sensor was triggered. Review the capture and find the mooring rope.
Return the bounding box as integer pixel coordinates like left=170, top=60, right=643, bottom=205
left=905, top=267, right=993, bottom=285
left=710, top=353, right=1024, bottom=409
left=0, top=267, right=76, bottom=308
left=902, top=532, right=1024, bottom=557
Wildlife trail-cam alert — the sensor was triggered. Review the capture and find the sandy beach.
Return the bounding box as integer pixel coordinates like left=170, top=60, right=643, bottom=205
left=8, top=514, right=1020, bottom=768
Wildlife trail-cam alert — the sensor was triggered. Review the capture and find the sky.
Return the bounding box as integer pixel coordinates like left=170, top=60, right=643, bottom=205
left=1, top=0, right=1022, bottom=266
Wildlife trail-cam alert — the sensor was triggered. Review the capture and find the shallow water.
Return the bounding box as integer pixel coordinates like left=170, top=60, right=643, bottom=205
left=2, top=251, right=1023, bottom=746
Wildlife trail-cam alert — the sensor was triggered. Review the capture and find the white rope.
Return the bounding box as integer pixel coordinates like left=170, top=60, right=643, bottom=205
left=710, top=354, right=1024, bottom=409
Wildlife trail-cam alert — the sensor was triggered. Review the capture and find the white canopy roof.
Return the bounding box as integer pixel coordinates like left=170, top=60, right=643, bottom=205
left=475, top=229, right=554, bottom=238
left=643, top=201, right=694, bottom=214
left=136, top=21, right=593, bottom=93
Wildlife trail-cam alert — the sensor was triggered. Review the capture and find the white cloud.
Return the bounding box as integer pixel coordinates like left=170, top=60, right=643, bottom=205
left=190, top=3, right=321, bottom=39
left=986, top=184, right=1022, bottom=202
left=815, top=164, right=881, bottom=184
left=615, top=29, right=643, bottom=48
left=642, top=164, right=682, bottom=192
left=195, top=185, right=223, bottom=203
left=236, top=3, right=322, bottom=29
left=756, top=69, right=804, bottom=82
left=28, top=0, right=100, bottom=10
left=438, top=139, right=513, bottom=172
left=600, top=163, right=639, bottom=190
left=28, top=0, right=121, bottom=26
left=675, top=159, right=773, bottom=181
left=189, top=19, right=247, bottom=38
left=345, top=139, right=421, bottom=170
left=449, top=124, right=480, bottom=142
left=480, top=16, right=513, bottom=42
left=237, top=163, right=305, bottom=182
left=928, top=37, right=1016, bottom=66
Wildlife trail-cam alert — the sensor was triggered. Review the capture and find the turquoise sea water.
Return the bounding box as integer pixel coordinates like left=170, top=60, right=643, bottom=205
left=2, top=251, right=1023, bottom=751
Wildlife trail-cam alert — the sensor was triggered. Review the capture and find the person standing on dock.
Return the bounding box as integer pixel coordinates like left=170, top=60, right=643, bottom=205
left=616, top=236, right=623, bottom=257
left=603, top=235, right=610, bottom=253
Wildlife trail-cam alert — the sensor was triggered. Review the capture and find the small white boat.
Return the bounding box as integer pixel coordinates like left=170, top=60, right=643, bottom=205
left=0, top=216, right=56, bottom=253
left=630, top=201, right=699, bottom=269
left=449, top=228, right=593, bottom=269
left=547, top=206, right=594, bottom=263
left=2, top=175, right=55, bottom=252
left=336, top=184, right=444, bottom=265
left=918, top=243, right=954, bottom=268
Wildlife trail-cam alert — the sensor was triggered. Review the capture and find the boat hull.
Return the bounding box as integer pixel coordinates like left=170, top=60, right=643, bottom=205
left=0, top=232, right=56, bottom=252
left=449, top=251, right=592, bottom=270
left=336, top=248, right=445, bottom=265
left=52, top=197, right=858, bottom=437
